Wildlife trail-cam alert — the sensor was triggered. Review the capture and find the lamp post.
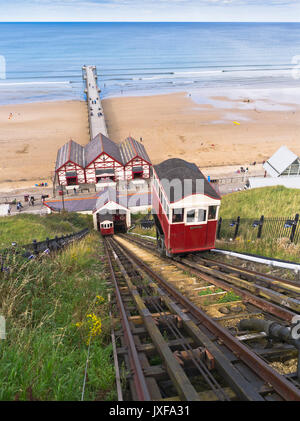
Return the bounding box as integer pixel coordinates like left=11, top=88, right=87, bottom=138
left=60, top=186, right=65, bottom=211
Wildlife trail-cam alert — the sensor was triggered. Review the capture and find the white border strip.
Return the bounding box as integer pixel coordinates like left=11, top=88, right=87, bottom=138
left=214, top=249, right=300, bottom=272
left=128, top=231, right=156, bottom=241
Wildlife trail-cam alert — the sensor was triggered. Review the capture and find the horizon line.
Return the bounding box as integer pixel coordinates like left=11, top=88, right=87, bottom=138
left=1, top=20, right=300, bottom=23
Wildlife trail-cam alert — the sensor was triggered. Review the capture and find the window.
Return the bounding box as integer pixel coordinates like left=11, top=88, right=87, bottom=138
left=198, top=209, right=207, bottom=222
left=208, top=206, right=217, bottom=220
left=66, top=176, right=77, bottom=186
left=186, top=209, right=196, bottom=223
left=172, top=208, right=184, bottom=223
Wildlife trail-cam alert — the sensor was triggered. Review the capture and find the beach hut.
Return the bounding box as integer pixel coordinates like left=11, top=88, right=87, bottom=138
left=55, top=140, right=85, bottom=188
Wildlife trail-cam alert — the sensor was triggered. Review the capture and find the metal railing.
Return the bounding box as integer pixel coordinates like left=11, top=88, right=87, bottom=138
left=217, top=214, right=300, bottom=244
left=0, top=228, right=89, bottom=271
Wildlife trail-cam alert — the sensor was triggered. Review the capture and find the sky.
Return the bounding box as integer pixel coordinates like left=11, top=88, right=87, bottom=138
left=0, top=0, right=300, bottom=22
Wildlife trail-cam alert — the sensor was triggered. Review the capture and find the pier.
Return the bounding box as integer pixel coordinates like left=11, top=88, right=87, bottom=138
left=82, top=65, right=108, bottom=139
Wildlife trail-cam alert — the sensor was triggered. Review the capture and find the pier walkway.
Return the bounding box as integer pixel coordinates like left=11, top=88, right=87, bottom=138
left=82, top=65, right=108, bottom=140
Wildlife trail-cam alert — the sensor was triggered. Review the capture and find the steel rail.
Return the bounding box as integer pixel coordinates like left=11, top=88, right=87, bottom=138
left=178, top=257, right=300, bottom=314
left=111, top=238, right=232, bottom=401
left=112, top=238, right=264, bottom=401
left=195, top=255, right=300, bottom=290
left=108, top=238, right=200, bottom=401
left=122, top=234, right=297, bottom=322
left=115, top=237, right=300, bottom=401
left=104, top=238, right=151, bottom=401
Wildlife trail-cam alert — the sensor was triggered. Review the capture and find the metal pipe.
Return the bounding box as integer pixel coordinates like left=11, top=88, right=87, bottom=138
left=239, top=318, right=300, bottom=381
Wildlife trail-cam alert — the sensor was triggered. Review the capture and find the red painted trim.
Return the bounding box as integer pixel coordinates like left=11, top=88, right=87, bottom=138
left=85, top=151, right=124, bottom=168
left=126, top=156, right=152, bottom=167
left=56, top=159, right=85, bottom=172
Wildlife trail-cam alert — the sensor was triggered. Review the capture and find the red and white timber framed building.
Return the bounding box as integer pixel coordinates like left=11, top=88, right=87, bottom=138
left=55, top=140, right=86, bottom=187
left=120, top=137, right=151, bottom=181
left=84, top=133, right=125, bottom=184
left=55, top=134, right=152, bottom=189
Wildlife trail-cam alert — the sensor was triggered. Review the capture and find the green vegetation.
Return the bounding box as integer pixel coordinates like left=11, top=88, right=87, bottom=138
left=198, top=288, right=223, bottom=296
left=216, top=237, right=300, bottom=264
left=130, top=225, right=156, bottom=238
left=217, top=290, right=241, bottom=303
left=220, top=186, right=300, bottom=218
left=0, top=213, right=93, bottom=249
left=0, top=232, right=116, bottom=401
left=130, top=212, right=156, bottom=238
left=218, top=186, right=300, bottom=262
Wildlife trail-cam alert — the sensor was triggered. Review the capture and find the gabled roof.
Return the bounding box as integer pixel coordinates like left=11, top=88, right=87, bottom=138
left=85, top=133, right=123, bottom=166
left=154, top=158, right=221, bottom=202
left=263, top=146, right=299, bottom=177
left=55, top=140, right=85, bottom=171
left=94, top=187, right=151, bottom=212
left=120, top=137, right=152, bottom=165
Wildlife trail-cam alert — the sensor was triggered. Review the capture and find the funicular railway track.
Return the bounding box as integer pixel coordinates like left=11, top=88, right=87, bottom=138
left=121, top=234, right=300, bottom=316
left=104, top=235, right=300, bottom=401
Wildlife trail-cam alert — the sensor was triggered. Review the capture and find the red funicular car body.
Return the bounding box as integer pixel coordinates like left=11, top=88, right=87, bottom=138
left=152, top=158, right=221, bottom=256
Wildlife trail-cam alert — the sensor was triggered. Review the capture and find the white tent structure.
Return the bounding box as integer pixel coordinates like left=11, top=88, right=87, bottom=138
left=0, top=204, right=11, bottom=216
left=263, top=146, right=300, bottom=178
left=248, top=177, right=300, bottom=189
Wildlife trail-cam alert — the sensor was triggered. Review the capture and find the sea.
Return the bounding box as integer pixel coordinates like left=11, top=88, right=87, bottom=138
left=0, top=22, right=300, bottom=105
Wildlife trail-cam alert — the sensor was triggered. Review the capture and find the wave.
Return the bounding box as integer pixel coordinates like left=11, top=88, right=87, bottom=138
left=0, top=81, right=71, bottom=87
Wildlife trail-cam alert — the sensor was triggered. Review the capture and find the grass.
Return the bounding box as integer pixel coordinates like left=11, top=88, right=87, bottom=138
left=217, top=290, right=241, bottom=303
left=130, top=225, right=156, bottom=238
left=0, top=232, right=116, bottom=401
left=218, top=186, right=300, bottom=262
left=0, top=213, right=93, bottom=249
left=220, top=186, right=300, bottom=218
left=198, top=288, right=223, bottom=296
left=130, top=211, right=156, bottom=237
left=216, top=237, right=300, bottom=264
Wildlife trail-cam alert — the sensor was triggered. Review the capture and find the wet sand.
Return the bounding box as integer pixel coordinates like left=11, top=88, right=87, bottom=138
left=103, top=91, right=300, bottom=169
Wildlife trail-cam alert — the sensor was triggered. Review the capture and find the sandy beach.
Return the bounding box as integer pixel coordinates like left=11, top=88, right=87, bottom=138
left=1, top=91, right=300, bottom=194
left=103, top=91, right=300, bottom=168
left=0, top=101, right=89, bottom=193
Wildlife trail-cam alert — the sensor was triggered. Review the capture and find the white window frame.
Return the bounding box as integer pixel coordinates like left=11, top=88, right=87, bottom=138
left=170, top=208, right=185, bottom=224
left=208, top=205, right=219, bottom=221
left=184, top=207, right=208, bottom=225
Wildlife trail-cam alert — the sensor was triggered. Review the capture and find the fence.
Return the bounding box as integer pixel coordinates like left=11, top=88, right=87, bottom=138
left=140, top=211, right=155, bottom=229
left=0, top=228, right=89, bottom=271
left=217, top=214, right=300, bottom=244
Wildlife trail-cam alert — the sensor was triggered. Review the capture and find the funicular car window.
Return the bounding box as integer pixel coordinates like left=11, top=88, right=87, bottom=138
left=208, top=206, right=217, bottom=220
left=186, top=210, right=196, bottom=223
left=172, top=208, right=184, bottom=223
left=198, top=209, right=207, bottom=222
